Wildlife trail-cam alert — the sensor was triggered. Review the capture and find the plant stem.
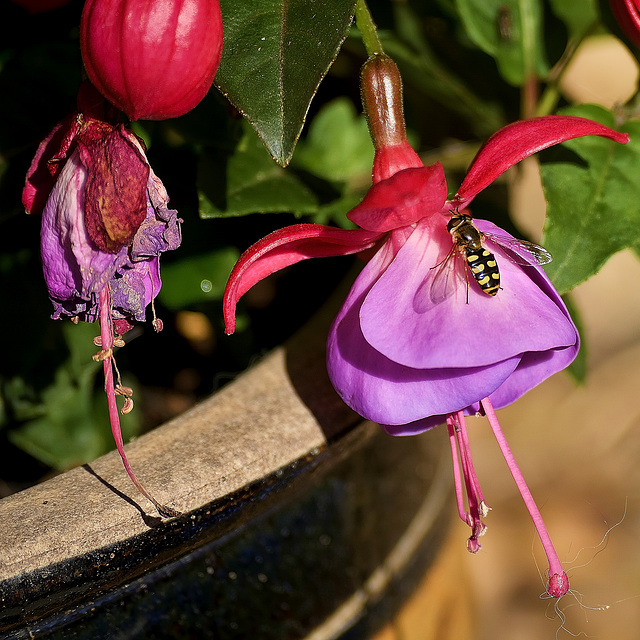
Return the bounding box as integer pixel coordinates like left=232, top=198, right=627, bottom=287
left=355, top=0, right=385, bottom=57
left=99, top=286, right=180, bottom=518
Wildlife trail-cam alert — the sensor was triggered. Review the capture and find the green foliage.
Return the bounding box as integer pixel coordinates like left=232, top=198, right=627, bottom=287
left=199, top=99, right=374, bottom=226
left=293, top=98, right=374, bottom=182
left=215, top=0, right=357, bottom=166
left=455, top=0, right=548, bottom=85
left=380, top=2, right=506, bottom=137
left=159, top=248, right=241, bottom=310
left=4, top=323, right=139, bottom=470
left=198, top=120, right=320, bottom=218
left=548, top=0, right=599, bottom=40
left=541, top=104, right=640, bottom=293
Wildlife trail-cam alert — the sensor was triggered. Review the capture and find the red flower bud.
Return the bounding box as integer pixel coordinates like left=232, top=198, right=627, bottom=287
left=80, top=0, right=224, bottom=121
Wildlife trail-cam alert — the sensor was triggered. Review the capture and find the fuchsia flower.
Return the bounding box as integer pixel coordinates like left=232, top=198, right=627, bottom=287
left=24, top=83, right=181, bottom=516
left=224, top=55, right=629, bottom=596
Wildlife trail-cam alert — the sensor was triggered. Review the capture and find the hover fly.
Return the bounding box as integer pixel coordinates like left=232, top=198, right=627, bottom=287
left=430, top=211, right=552, bottom=303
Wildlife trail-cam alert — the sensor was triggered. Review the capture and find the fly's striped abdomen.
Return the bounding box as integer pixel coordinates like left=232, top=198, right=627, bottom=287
left=465, top=247, right=500, bottom=296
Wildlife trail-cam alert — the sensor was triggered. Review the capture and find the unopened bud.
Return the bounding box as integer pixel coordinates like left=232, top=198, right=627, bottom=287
left=360, top=54, right=407, bottom=150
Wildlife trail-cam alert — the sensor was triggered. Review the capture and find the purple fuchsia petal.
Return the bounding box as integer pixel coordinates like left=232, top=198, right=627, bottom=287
left=327, top=238, right=523, bottom=425
left=131, top=168, right=182, bottom=259
left=348, top=164, right=448, bottom=232
left=112, top=257, right=161, bottom=322
left=454, top=116, right=629, bottom=207
left=223, top=224, right=383, bottom=334
left=359, top=216, right=577, bottom=370
left=40, top=148, right=129, bottom=320
left=487, top=344, right=578, bottom=409
left=381, top=414, right=451, bottom=435
left=78, top=125, right=150, bottom=253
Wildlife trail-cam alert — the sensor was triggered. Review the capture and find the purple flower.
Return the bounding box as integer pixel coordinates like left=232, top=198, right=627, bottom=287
left=36, top=122, right=181, bottom=326
left=328, top=166, right=578, bottom=432
left=223, top=55, right=629, bottom=596
left=24, top=86, right=181, bottom=516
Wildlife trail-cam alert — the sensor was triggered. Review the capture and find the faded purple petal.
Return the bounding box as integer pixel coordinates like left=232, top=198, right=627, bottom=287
left=131, top=167, right=182, bottom=260
left=41, top=149, right=129, bottom=321
left=359, top=217, right=577, bottom=369
left=40, top=141, right=180, bottom=324
left=23, top=115, right=79, bottom=216
left=112, top=256, right=161, bottom=322
left=327, top=238, right=522, bottom=425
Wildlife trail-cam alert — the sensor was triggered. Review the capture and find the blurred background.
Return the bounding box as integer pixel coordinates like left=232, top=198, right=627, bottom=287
left=2, top=1, right=640, bottom=638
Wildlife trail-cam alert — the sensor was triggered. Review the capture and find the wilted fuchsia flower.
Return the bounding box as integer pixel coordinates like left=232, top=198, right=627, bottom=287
left=224, top=55, right=629, bottom=596
left=24, top=83, right=181, bottom=517
left=609, top=0, right=640, bottom=50
left=80, top=0, right=223, bottom=121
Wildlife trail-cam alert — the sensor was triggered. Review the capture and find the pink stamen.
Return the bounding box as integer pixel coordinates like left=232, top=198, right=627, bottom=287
left=447, top=415, right=468, bottom=525
left=481, top=396, right=568, bottom=597
left=455, top=412, right=487, bottom=510
left=447, top=411, right=488, bottom=553
left=98, top=286, right=180, bottom=518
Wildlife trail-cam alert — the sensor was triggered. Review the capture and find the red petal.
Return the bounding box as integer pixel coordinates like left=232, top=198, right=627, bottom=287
left=455, top=116, right=630, bottom=206
left=223, top=224, right=383, bottom=334
left=22, top=114, right=81, bottom=215
left=372, top=141, right=423, bottom=184
left=610, top=0, right=640, bottom=50
left=348, top=164, right=448, bottom=232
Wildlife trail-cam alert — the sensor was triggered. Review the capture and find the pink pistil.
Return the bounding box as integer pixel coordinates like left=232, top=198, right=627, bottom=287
left=481, top=396, right=568, bottom=598
left=98, top=286, right=180, bottom=518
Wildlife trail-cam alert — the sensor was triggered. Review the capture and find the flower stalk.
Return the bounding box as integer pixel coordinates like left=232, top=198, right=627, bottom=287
left=98, top=286, right=180, bottom=518
left=355, top=0, right=385, bottom=57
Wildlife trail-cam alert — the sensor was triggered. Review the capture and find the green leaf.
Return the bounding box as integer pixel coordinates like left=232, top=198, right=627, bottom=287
left=540, top=104, right=640, bottom=293
left=561, top=293, right=586, bottom=383
left=215, top=0, right=357, bottom=166
left=292, top=98, right=374, bottom=183
left=198, top=121, right=320, bottom=218
left=547, top=0, right=598, bottom=40
left=6, top=322, right=139, bottom=469
left=454, top=0, right=548, bottom=85
left=379, top=3, right=505, bottom=137
left=159, top=248, right=241, bottom=310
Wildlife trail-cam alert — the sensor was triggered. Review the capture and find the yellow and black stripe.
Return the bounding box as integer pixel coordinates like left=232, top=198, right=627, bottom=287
left=465, top=248, right=500, bottom=296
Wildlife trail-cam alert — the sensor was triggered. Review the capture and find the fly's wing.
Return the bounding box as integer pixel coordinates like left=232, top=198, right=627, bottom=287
left=424, top=246, right=466, bottom=305
left=484, top=233, right=552, bottom=266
